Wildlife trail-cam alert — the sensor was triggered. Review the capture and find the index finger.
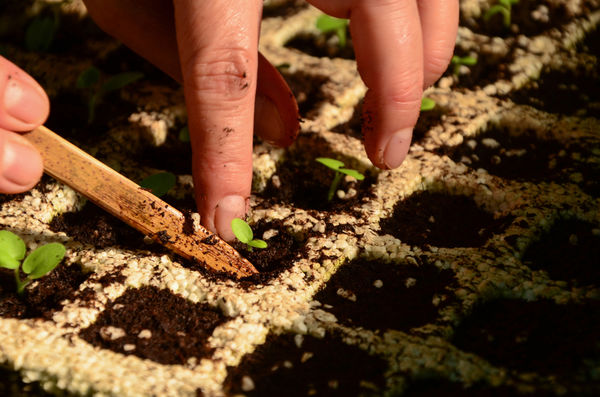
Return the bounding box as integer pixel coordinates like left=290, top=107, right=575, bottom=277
left=173, top=0, right=261, bottom=240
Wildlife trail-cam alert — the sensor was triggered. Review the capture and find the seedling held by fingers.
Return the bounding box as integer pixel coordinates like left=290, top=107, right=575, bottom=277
left=140, top=172, right=176, bottom=198
left=316, top=14, right=350, bottom=48
left=420, top=97, right=436, bottom=112
left=484, top=0, right=519, bottom=28
left=316, top=157, right=365, bottom=201
left=231, top=218, right=267, bottom=252
left=76, top=66, right=144, bottom=124
left=0, top=231, right=66, bottom=295
left=450, top=55, right=478, bottom=75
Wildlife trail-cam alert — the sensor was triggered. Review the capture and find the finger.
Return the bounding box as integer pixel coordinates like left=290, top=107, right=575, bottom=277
left=173, top=0, right=262, bottom=241
left=0, top=127, right=43, bottom=193
left=255, top=53, right=299, bottom=147
left=309, top=0, right=424, bottom=170
left=0, top=56, right=50, bottom=132
left=351, top=1, right=424, bottom=169
left=417, top=0, right=459, bottom=88
left=84, top=0, right=299, bottom=147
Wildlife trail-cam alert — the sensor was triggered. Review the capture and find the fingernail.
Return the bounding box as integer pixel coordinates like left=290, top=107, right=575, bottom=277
left=383, top=129, right=412, bottom=169
left=214, top=195, right=247, bottom=241
left=254, top=94, right=285, bottom=144
left=3, top=74, right=48, bottom=126
left=2, top=139, right=42, bottom=186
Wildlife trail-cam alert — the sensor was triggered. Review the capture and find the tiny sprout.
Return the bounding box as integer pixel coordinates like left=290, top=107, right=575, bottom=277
left=0, top=231, right=66, bottom=295
left=231, top=218, right=267, bottom=251
left=316, top=157, right=365, bottom=201
left=178, top=126, right=190, bottom=143
left=140, top=172, right=176, bottom=198
left=484, top=0, right=519, bottom=28
left=420, top=97, right=436, bottom=112
left=25, top=10, right=59, bottom=52
left=76, top=66, right=144, bottom=124
left=450, top=55, right=477, bottom=75
left=316, top=14, right=350, bottom=48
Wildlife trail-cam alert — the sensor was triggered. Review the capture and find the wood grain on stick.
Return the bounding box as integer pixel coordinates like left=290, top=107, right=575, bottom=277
left=24, top=125, right=258, bottom=278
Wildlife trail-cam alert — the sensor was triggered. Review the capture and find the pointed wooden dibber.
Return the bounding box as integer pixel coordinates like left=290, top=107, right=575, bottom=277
left=24, top=126, right=258, bottom=278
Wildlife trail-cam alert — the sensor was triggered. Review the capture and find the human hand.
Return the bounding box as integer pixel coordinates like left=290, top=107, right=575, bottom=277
left=84, top=0, right=299, bottom=241
left=308, top=0, right=459, bottom=169
left=0, top=56, right=49, bottom=194
left=82, top=0, right=458, bottom=241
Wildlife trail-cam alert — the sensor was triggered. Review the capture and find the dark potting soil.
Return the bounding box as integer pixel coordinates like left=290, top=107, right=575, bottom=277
left=452, top=299, right=600, bottom=384
left=379, top=191, right=510, bottom=248
left=331, top=98, right=448, bottom=146
left=278, top=68, right=331, bottom=119
left=0, top=366, right=59, bottom=397
left=232, top=219, right=304, bottom=286
left=79, top=285, right=227, bottom=365
left=521, top=217, right=600, bottom=287
left=259, top=149, right=376, bottom=213
left=402, top=378, right=557, bottom=397
left=223, top=332, right=388, bottom=396
left=460, top=0, right=576, bottom=38
left=507, top=62, right=600, bottom=119
left=286, top=33, right=355, bottom=60
left=314, top=257, right=458, bottom=332
left=0, top=263, right=89, bottom=320
left=49, top=202, right=166, bottom=253
left=442, top=47, right=514, bottom=90
left=436, top=125, right=600, bottom=196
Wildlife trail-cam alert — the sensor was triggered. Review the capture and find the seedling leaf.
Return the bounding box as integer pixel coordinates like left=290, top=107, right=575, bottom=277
left=247, top=239, right=268, bottom=249
left=0, top=251, right=20, bottom=270
left=338, top=168, right=365, bottom=180
left=178, top=126, right=190, bottom=142
left=316, top=14, right=349, bottom=47
left=421, top=97, right=436, bottom=111
left=316, top=15, right=348, bottom=33
left=316, top=157, right=344, bottom=170
left=140, top=172, right=176, bottom=197
left=101, top=72, right=144, bottom=94
left=22, top=242, right=65, bottom=279
left=76, top=66, right=100, bottom=89
left=0, top=230, right=26, bottom=262
left=231, top=218, right=253, bottom=243
left=25, top=15, right=57, bottom=52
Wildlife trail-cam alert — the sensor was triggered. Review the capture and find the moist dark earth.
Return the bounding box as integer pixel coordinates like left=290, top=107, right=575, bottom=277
left=379, top=191, right=511, bottom=248
left=79, top=286, right=227, bottom=365
left=223, top=332, right=388, bottom=396
left=314, top=257, right=458, bottom=333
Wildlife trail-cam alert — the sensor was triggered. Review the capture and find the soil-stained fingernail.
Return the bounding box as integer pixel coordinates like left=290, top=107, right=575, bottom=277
left=3, top=74, right=49, bottom=126
left=2, top=138, right=42, bottom=186
left=254, top=94, right=285, bottom=145
left=214, top=195, right=247, bottom=242
left=383, top=129, right=412, bottom=169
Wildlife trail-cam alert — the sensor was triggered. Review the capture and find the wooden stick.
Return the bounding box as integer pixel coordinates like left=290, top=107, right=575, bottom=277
left=24, top=126, right=258, bottom=278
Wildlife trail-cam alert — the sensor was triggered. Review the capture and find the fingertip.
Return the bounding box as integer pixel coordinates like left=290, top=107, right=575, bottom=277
left=213, top=195, right=248, bottom=242
left=0, top=57, right=50, bottom=131
left=0, top=131, right=43, bottom=193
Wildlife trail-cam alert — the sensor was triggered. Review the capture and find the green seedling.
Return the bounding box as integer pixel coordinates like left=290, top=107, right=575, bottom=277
left=450, top=55, right=477, bottom=75
left=76, top=66, right=143, bottom=124
left=0, top=231, right=66, bottom=295
left=484, top=0, right=519, bottom=28
left=140, top=172, right=176, bottom=198
left=178, top=126, right=190, bottom=143
left=420, top=97, right=436, bottom=112
left=316, top=14, right=350, bottom=47
left=25, top=5, right=61, bottom=52
left=231, top=218, right=267, bottom=251
left=316, top=157, right=365, bottom=201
